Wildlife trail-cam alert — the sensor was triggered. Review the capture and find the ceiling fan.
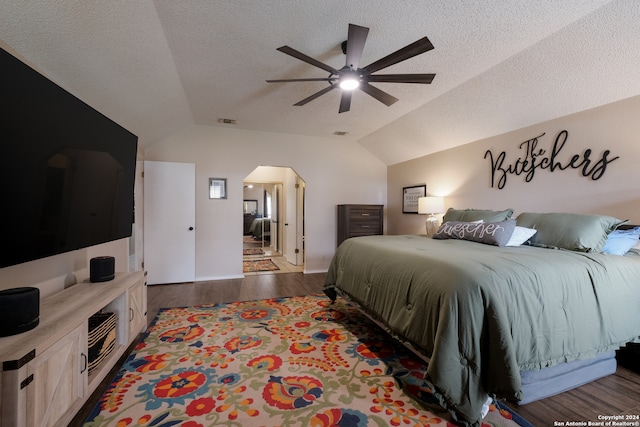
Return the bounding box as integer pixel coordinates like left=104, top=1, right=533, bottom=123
left=266, top=23, right=436, bottom=113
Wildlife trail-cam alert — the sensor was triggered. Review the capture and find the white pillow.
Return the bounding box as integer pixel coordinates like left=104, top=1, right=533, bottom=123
left=506, top=226, right=537, bottom=247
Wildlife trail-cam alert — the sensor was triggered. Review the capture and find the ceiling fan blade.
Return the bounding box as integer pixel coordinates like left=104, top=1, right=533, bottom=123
left=339, top=91, right=352, bottom=113
left=266, top=77, right=336, bottom=83
left=359, top=82, right=399, bottom=107
left=367, top=73, right=435, bottom=84
left=293, top=85, right=336, bottom=106
left=277, top=46, right=339, bottom=74
left=345, top=24, right=369, bottom=70
left=363, top=36, right=434, bottom=74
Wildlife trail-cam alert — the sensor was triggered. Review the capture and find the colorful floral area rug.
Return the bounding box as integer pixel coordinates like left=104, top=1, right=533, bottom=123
left=243, top=236, right=262, bottom=247
left=243, top=248, right=265, bottom=256
left=83, top=295, right=532, bottom=427
left=243, top=259, right=279, bottom=273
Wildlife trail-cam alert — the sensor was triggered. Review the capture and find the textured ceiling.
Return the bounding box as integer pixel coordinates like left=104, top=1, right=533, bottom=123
left=1, top=0, right=638, bottom=165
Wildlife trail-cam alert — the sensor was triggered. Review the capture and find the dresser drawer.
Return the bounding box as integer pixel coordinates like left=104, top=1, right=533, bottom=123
left=348, top=221, right=379, bottom=233
left=347, top=208, right=381, bottom=221
left=337, top=204, right=384, bottom=247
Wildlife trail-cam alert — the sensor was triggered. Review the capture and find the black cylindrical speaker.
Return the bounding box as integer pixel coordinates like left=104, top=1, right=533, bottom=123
left=0, top=287, right=40, bottom=337
left=90, top=256, right=115, bottom=282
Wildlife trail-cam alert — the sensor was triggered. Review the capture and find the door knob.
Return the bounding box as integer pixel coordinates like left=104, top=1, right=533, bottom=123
left=188, top=227, right=194, bottom=231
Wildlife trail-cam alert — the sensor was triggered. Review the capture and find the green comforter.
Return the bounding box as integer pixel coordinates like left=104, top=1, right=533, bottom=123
left=324, top=235, right=640, bottom=426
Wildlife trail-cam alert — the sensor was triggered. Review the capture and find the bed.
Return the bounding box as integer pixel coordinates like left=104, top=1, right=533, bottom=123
left=324, top=209, right=640, bottom=426
left=248, top=217, right=271, bottom=240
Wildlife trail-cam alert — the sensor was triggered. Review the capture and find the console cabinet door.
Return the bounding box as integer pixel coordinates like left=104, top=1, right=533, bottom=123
left=128, top=278, right=147, bottom=339
left=26, top=324, right=86, bottom=427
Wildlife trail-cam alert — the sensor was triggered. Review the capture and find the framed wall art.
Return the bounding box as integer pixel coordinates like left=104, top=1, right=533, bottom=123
left=402, top=184, right=426, bottom=214
left=209, top=178, right=227, bottom=199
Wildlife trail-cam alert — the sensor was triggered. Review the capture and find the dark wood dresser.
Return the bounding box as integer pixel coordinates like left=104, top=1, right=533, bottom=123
left=337, top=204, right=384, bottom=247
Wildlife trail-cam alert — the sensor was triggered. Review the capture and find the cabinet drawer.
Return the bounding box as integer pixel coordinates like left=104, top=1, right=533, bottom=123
left=347, top=209, right=381, bottom=221
left=349, top=222, right=379, bottom=233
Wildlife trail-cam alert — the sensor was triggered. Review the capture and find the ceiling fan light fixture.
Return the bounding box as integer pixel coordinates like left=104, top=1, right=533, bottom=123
left=338, top=69, right=361, bottom=90
left=339, top=77, right=360, bottom=90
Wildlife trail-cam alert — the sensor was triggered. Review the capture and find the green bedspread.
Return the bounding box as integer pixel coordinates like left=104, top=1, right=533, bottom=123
left=324, top=235, right=640, bottom=426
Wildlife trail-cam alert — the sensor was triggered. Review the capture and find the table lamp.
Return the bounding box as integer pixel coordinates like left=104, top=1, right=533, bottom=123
left=418, top=196, right=445, bottom=236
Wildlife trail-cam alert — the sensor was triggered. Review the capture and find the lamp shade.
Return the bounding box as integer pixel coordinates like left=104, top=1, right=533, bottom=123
left=418, top=196, right=445, bottom=215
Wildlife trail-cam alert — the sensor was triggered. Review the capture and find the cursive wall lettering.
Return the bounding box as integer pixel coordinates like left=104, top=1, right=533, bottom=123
left=484, top=130, right=619, bottom=189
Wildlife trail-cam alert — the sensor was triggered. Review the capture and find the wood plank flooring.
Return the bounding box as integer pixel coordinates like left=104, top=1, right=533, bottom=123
left=70, top=272, right=640, bottom=426
left=504, top=359, right=640, bottom=426
left=146, top=272, right=324, bottom=322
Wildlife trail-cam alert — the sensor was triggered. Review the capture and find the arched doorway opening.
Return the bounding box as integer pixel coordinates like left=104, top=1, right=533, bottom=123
left=242, top=166, right=305, bottom=274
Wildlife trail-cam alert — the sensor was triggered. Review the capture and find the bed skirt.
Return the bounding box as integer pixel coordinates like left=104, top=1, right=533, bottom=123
left=518, top=351, right=616, bottom=404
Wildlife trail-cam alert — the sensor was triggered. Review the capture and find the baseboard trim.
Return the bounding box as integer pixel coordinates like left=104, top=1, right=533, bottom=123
left=303, top=269, right=329, bottom=274
left=195, top=274, right=245, bottom=282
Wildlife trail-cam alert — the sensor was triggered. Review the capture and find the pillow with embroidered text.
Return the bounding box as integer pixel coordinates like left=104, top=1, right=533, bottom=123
left=433, top=219, right=516, bottom=247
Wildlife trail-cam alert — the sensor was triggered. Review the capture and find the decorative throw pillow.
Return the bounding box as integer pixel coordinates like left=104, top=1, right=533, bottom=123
left=505, top=226, right=537, bottom=247
left=516, top=212, right=627, bottom=253
left=433, top=219, right=516, bottom=247
left=442, top=207, right=514, bottom=223
left=602, top=226, right=640, bottom=255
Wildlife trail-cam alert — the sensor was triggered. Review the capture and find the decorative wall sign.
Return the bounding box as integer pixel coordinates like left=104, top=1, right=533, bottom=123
left=403, top=184, right=426, bottom=214
left=484, top=130, right=619, bottom=189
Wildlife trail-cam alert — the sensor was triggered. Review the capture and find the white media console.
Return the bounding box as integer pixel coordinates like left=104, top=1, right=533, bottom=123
left=0, top=271, right=146, bottom=427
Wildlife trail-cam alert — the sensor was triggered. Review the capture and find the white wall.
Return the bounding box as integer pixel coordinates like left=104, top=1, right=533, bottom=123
left=0, top=238, right=129, bottom=297
left=388, top=95, right=640, bottom=235
left=143, top=125, right=387, bottom=279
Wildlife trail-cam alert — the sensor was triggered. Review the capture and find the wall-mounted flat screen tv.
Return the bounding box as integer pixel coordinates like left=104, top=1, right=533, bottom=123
left=0, top=47, right=138, bottom=268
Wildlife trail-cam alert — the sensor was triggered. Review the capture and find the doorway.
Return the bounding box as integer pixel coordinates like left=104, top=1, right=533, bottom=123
left=243, top=166, right=305, bottom=275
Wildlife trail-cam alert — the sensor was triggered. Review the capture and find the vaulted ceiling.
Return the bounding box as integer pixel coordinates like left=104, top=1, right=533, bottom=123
left=1, top=1, right=638, bottom=165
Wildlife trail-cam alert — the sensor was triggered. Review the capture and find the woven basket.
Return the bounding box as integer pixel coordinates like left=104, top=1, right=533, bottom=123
left=88, top=311, right=117, bottom=375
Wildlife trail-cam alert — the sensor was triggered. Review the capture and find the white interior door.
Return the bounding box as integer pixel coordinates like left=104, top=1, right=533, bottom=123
left=144, top=161, right=195, bottom=285
left=296, top=180, right=305, bottom=266
left=284, top=170, right=298, bottom=264
left=272, top=184, right=281, bottom=252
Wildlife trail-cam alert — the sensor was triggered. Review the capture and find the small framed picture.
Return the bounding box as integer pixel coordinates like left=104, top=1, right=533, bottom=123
left=209, top=178, right=227, bottom=199
left=403, top=184, right=426, bottom=214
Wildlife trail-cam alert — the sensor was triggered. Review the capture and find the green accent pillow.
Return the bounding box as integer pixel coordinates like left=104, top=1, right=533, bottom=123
left=515, top=212, right=627, bottom=253
left=443, top=207, right=514, bottom=223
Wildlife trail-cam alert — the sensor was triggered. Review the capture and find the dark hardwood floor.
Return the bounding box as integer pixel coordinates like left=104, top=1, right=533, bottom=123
left=70, top=272, right=640, bottom=426
left=504, top=354, right=640, bottom=426
left=146, top=272, right=325, bottom=325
